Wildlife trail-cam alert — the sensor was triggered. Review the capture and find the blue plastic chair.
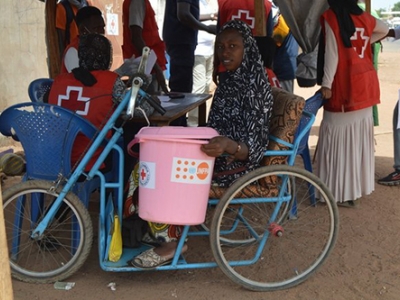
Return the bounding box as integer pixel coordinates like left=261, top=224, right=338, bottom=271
left=28, top=78, right=54, bottom=103
left=294, top=92, right=324, bottom=173
left=0, top=102, right=116, bottom=208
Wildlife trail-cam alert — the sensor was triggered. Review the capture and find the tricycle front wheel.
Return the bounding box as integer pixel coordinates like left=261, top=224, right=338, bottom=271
left=2, top=180, right=93, bottom=283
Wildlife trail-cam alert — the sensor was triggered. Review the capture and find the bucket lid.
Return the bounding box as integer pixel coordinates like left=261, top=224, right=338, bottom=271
left=136, top=126, right=219, bottom=140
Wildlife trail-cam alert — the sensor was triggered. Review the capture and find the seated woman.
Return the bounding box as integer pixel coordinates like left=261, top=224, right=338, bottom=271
left=131, top=20, right=274, bottom=269
left=48, top=33, right=126, bottom=172
left=48, top=33, right=153, bottom=177
left=202, top=20, right=274, bottom=182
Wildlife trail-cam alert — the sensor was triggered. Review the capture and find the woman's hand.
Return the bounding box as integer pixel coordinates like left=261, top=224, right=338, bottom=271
left=319, top=86, right=332, bottom=99
left=201, top=136, right=247, bottom=163
left=200, top=136, right=230, bottom=158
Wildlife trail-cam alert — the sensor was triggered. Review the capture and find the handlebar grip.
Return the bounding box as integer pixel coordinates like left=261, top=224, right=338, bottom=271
left=146, top=95, right=166, bottom=115
left=138, top=89, right=166, bottom=115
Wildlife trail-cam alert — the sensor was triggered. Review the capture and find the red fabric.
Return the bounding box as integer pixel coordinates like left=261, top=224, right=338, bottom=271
left=217, top=0, right=272, bottom=74
left=321, top=10, right=379, bottom=112
left=266, top=68, right=281, bottom=88
left=60, top=37, right=80, bottom=74
left=122, top=0, right=167, bottom=69
left=218, top=0, right=272, bottom=35
left=48, top=71, right=118, bottom=170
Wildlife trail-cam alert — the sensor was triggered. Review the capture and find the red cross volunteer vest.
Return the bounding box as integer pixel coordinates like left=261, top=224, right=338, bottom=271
left=48, top=71, right=118, bottom=170
left=321, top=9, right=379, bottom=112
left=218, top=0, right=272, bottom=34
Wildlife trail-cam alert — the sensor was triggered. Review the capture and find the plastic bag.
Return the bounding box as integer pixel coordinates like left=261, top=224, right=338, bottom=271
left=108, top=214, right=123, bottom=262
left=114, top=56, right=139, bottom=77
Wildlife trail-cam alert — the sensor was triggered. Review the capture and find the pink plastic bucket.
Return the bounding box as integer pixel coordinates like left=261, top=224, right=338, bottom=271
left=132, top=126, right=219, bottom=225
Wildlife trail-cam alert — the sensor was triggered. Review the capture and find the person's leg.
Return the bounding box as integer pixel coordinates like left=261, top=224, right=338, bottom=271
left=145, top=74, right=160, bottom=94
left=130, top=223, right=187, bottom=268
left=188, top=55, right=207, bottom=126
left=204, top=54, right=214, bottom=94
left=167, top=44, right=195, bottom=93
left=192, top=55, right=207, bottom=93
left=166, top=43, right=196, bottom=126
left=378, top=102, right=400, bottom=185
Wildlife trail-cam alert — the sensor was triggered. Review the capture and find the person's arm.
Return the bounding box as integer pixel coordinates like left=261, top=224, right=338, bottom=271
left=386, top=27, right=400, bottom=40
left=57, top=29, right=67, bottom=59
left=128, top=0, right=169, bottom=93
left=128, top=0, right=147, bottom=55
left=320, top=20, right=338, bottom=99
left=201, top=136, right=249, bottom=162
left=266, top=10, right=273, bottom=37
left=202, top=84, right=273, bottom=164
left=371, top=18, right=389, bottom=43
left=240, top=85, right=273, bottom=165
left=199, top=12, right=217, bottom=22
left=177, top=2, right=216, bottom=34
left=129, top=24, right=168, bottom=93
left=56, top=4, right=67, bottom=58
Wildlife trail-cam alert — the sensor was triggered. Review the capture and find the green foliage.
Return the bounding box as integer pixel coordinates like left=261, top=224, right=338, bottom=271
left=393, top=2, right=400, bottom=11
left=376, top=8, right=383, bottom=18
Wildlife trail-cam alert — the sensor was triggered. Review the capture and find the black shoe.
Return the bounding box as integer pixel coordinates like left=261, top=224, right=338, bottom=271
left=378, top=170, right=400, bottom=186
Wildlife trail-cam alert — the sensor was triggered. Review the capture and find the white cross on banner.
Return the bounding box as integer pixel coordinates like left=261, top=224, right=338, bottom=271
left=106, top=13, right=119, bottom=36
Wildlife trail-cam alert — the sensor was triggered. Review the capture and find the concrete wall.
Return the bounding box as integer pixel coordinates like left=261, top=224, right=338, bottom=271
left=0, top=0, right=48, bottom=146
left=0, top=0, right=48, bottom=112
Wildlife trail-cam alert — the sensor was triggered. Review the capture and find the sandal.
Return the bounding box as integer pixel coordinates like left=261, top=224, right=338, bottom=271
left=337, top=200, right=358, bottom=208
left=130, top=244, right=188, bottom=269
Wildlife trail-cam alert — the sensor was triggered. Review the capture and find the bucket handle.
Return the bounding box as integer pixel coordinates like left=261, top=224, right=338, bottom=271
left=127, top=138, right=140, bottom=158
left=127, top=137, right=209, bottom=158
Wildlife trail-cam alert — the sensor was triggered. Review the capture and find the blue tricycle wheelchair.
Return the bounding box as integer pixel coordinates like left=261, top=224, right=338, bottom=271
left=0, top=48, right=338, bottom=291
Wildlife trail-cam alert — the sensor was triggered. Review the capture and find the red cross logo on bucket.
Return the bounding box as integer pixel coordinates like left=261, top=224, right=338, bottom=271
left=139, top=162, right=155, bottom=188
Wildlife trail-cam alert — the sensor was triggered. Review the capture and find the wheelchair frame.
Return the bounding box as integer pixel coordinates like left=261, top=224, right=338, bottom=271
left=1, top=51, right=339, bottom=291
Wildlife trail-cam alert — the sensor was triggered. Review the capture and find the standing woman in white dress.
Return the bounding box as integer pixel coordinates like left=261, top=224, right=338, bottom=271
left=316, top=0, right=388, bottom=207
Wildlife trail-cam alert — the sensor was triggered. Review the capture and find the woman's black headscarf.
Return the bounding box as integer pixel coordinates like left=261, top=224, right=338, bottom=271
left=328, top=0, right=363, bottom=48
left=317, top=0, right=364, bottom=84
left=72, top=33, right=113, bottom=86
left=208, top=20, right=274, bottom=186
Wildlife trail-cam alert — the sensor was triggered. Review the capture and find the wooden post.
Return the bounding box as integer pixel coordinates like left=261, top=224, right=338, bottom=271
left=45, top=0, right=61, bottom=78
left=0, top=184, right=14, bottom=300
left=254, top=0, right=266, bottom=36
left=366, top=0, right=371, bottom=14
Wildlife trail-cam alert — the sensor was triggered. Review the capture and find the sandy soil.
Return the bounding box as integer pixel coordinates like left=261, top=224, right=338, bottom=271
left=2, top=39, right=400, bottom=300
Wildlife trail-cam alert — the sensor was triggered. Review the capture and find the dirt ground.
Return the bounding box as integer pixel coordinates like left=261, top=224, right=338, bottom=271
left=2, top=39, right=400, bottom=300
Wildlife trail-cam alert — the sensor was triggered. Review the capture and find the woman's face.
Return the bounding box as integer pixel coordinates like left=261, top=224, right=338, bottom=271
left=216, top=28, right=244, bottom=72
